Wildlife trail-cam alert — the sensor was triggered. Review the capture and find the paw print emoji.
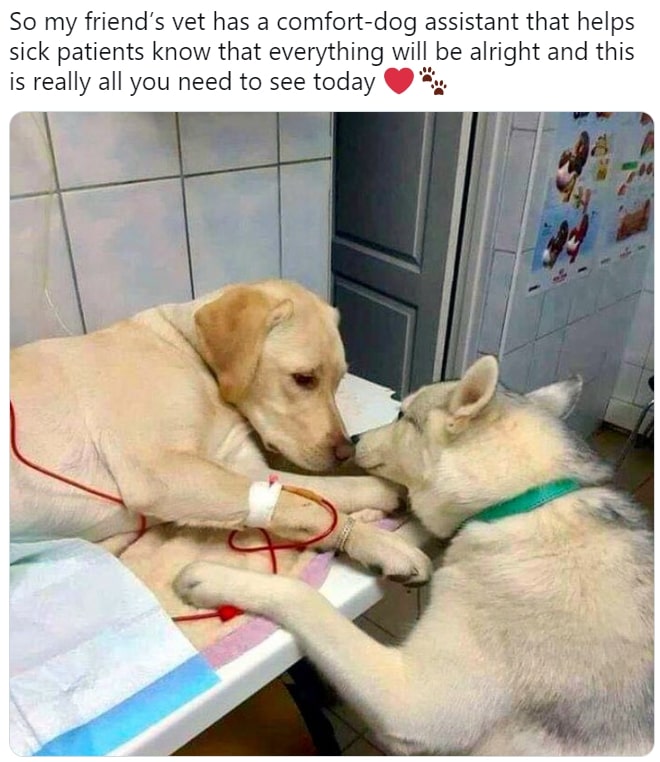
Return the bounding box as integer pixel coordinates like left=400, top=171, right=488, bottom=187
left=432, top=79, right=447, bottom=95
left=419, top=66, right=435, bottom=83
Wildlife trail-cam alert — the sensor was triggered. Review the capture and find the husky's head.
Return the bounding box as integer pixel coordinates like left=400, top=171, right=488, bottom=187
left=355, top=356, right=610, bottom=538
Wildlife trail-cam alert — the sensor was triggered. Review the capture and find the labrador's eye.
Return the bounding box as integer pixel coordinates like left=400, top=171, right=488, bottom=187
left=396, top=409, right=404, bottom=421
left=292, top=373, right=318, bottom=390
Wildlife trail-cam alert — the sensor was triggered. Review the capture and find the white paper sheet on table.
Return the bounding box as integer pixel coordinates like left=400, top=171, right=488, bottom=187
left=336, top=373, right=400, bottom=436
left=9, top=538, right=220, bottom=756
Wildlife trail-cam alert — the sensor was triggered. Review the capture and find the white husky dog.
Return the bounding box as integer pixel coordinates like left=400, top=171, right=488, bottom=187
left=176, top=356, right=653, bottom=755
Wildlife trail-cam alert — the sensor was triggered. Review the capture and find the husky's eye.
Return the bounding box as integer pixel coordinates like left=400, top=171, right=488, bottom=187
left=397, top=411, right=422, bottom=432
left=292, top=373, right=318, bottom=390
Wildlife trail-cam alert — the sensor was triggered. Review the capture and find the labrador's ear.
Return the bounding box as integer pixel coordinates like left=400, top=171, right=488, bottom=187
left=194, top=286, right=293, bottom=404
left=446, top=355, right=499, bottom=434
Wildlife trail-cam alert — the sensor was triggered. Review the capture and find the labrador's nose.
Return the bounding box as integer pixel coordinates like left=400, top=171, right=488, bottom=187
left=333, top=435, right=354, bottom=461
left=350, top=433, right=361, bottom=445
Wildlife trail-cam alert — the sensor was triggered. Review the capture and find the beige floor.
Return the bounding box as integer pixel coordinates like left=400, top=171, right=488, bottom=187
left=590, top=425, right=654, bottom=517
left=319, top=424, right=655, bottom=755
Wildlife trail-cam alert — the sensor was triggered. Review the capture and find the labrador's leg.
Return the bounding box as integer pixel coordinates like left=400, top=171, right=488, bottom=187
left=264, top=470, right=404, bottom=519
left=205, top=431, right=404, bottom=518
left=227, top=449, right=404, bottom=518
left=112, top=449, right=431, bottom=584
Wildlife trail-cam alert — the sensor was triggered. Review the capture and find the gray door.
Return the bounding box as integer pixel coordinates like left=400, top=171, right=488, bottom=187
left=332, top=112, right=470, bottom=398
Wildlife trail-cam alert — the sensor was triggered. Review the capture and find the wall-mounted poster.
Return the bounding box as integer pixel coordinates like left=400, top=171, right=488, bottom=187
left=600, top=112, right=654, bottom=266
left=526, top=112, right=654, bottom=295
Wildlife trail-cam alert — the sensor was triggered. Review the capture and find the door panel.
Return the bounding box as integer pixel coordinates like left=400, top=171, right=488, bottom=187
left=335, top=113, right=426, bottom=262
left=334, top=277, right=416, bottom=394
left=332, top=112, right=469, bottom=397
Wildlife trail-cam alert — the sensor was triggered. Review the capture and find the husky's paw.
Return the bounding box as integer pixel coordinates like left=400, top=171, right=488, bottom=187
left=347, top=525, right=432, bottom=586
left=174, top=561, right=237, bottom=609
left=175, top=563, right=297, bottom=619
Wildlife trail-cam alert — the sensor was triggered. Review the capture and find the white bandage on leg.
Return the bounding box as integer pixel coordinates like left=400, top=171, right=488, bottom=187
left=245, top=480, right=283, bottom=527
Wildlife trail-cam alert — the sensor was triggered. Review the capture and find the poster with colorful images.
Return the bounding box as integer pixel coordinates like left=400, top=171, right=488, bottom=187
left=527, top=112, right=618, bottom=295
left=600, top=112, right=654, bottom=266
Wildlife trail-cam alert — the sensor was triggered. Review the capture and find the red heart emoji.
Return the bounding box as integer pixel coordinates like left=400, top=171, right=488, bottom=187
left=384, top=67, right=414, bottom=94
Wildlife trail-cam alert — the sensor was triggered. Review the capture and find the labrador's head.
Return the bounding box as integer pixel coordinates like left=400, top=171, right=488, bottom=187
left=194, top=280, right=352, bottom=471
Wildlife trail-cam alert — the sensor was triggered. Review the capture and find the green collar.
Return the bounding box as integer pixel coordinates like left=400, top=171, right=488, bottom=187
left=464, top=478, right=582, bottom=526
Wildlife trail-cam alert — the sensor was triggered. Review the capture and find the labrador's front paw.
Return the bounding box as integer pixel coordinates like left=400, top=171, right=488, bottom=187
left=351, top=508, right=387, bottom=523
left=343, top=477, right=405, bottom=515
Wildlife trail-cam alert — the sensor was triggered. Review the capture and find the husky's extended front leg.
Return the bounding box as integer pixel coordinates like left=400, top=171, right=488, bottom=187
left=175, top=565, right=409, bottom=738
left=175, top=564, right=509, bottom=754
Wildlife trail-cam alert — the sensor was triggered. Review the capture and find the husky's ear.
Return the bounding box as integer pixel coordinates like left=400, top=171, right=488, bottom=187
left=446, top=356, right=498, bottom=433
left=526, top=376, right=583, bottom=419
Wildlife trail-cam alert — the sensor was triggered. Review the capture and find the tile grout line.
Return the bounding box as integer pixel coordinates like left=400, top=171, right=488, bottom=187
left=325, top=706, right=362, bottom=740
left=634, top=473, right=654, bottom=496
left=276, top=113, right=283, bottom=277
left=342, top=734, right=385, bottom=756
left=360, top=614, right=400, bottom=642
left=43, top=113, right=87, bottom=334
left=322, top=706, right=361, bottom=751
left=175, top=113, right=196, bottom=299
left=9, top=156, right=334, bottom=201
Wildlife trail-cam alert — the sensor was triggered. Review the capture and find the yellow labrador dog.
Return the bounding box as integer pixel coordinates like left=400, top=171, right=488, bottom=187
left=10, top=279, right=430, bottom=583
left=176, top=356, right=653, bottom=755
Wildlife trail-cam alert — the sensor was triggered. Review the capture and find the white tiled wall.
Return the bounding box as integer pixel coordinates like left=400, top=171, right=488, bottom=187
left=10, top=195, right=84, bottom=342
left=605, top=256, right=654, bottom=430
left=185, top=167, right=281, bottom=293
left=48, top=113, right=181, bottom=188
left=63, top=178, right=191, bottom=332
left=476, top=113, right=653, bottom=435
left=178, top=112, right=278, bottom=174
left=10, top=112, right=333, bottom=348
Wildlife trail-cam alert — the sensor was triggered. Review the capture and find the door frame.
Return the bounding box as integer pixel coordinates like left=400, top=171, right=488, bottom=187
left=430, top=111, right=478, bottom=381
left=442, top=113, right=514, bottom=378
